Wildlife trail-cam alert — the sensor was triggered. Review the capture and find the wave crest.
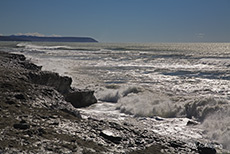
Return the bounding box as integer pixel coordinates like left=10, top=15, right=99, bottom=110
left=117, top=90, right=180, bottom=117
left=184, top=97, right=228, bottom=121
left=16, top=43, right=73, bottom=50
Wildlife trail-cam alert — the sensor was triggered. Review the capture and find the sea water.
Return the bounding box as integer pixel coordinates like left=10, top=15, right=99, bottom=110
left=1, top=42, right=230, bottom=150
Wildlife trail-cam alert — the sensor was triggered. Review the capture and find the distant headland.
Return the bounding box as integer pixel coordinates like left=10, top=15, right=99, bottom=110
left=0, top=35, right=98, bottom=43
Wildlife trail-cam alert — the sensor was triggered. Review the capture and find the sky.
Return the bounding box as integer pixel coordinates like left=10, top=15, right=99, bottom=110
left=0, top=0, right=230, bottom=43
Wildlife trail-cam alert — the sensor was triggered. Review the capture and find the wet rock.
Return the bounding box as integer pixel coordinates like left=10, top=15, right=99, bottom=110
left=65, top=89, right=97, bottom=108
left=100, top=129, right=122, bottom=144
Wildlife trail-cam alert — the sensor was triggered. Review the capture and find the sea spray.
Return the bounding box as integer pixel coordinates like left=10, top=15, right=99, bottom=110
left=96, top=85, right=179, bottom=117
left=183, top=97, right=228, bottom=121
left=200, top=106, right=230, bottom=150
left=96, top=86, right=143, bottom=103
left=117, top=91, right=175, bottom=117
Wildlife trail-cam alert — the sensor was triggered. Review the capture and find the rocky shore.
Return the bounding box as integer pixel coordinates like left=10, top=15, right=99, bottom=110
left=0, top=51, right=220, bottom=153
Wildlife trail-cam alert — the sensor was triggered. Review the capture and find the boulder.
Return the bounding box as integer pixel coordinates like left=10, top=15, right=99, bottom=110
left=65, top=89, right=97, bottom=108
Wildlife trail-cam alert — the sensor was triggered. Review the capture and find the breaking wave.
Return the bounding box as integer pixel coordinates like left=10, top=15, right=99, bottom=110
left=96, top=85, right=230, bottom=149
left=96, top=85, right=230, bottom=120
left=96, top=86, right=143, bottom=103
left=201, top=107, right=230, bottom=150
left=16, top=43, right=74, bottom=50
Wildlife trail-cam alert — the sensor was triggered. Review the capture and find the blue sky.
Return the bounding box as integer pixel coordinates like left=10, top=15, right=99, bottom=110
left=0, top=0, right=230, bottom=43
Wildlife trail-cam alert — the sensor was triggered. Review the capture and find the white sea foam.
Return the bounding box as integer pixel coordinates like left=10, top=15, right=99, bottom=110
left=17, top=42, right=74, bottom=50
left=201, top=109, right=230, bottom=150
left=117, top=91, right=175, bottom=117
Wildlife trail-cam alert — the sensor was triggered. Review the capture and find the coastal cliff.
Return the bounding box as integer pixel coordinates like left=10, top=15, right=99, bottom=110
left=0, top=51, right=219, bottom=153
left=0, top=35, right=98, bottom=42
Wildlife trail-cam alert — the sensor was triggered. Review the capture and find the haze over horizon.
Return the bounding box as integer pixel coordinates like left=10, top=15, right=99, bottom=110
left=0, top=0, right=230, bottom=43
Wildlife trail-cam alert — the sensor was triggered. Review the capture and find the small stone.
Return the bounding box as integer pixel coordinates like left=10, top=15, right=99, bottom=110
left=100, top=129, right=122, bottom=144
left=187, top=120, right=199, bottom=126
left=71, top=139, right=76, bottom=142
left=50, top=121, right=59, bottom=126
left=155, top=116, right=164, bottom=121
left=20, top=119, right=27, bottom=123
left=14, top=94, right=25, bottom=100
left=5, top=100, right=15, bottom=105
left=13, top=123, right=30, bottom=130
left=15, top=104, right=21, bottom=108
left=38, top=128, right=46, bottom=136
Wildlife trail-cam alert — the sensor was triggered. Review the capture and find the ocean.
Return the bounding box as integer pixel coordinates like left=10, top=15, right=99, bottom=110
left=1, top=41, right=230, bottom=150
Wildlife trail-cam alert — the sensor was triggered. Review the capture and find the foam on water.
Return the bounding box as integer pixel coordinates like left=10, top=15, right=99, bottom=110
left=201, top=108, right=230, bottom=150
left=1, top=42, right=230, bottom=150
left=17, top=42, right=77, bottom=50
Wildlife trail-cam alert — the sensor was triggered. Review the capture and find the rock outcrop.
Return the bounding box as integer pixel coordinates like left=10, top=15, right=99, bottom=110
left=28, top=71, right=72, bottom=95
left=16, top=55, right=98, bottom=108
left=27, top=70, right=97, bottom=108
left=65, top=89, right=97, bottom=108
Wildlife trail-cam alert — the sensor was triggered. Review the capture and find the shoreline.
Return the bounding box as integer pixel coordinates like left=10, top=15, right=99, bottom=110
left=0, top=51, right=222, bottom=153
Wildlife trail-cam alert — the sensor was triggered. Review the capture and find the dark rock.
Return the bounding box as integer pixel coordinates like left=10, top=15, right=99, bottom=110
left=100, top=129, right=122, bottom=144
left=14, top=94, right=25, bottom=100
left=1, top=83, right=13, bottom=89
left=38, top=128, right=46, bottom=136
left=28, top=71, right=72, bottom=94
left=20, top=119, right=27, bottom=123
left=155, top=116, right=164, bottom=121
left=5, top=100, right=16, bottom=105
left=13, top=123, right=30, bottom=130
left=40, top=115, right=49, bottom=119
left=19, top=61, right=42, bottom=71
left=196, top=142, right=216, bottom=154
left=7, top=53, right=26, bottom=61
left=187, top=120, right=199, bottom=126
left=65, top=89, right=97, bottom=108
left=60, top=108, right=82, bottom=118
left=28, top=69, right=98, bottom=108
left=13, top=120, right=30, bottom=130
left=135, top=138, right=145, bottom=145
left=169, top=141, right=183, bottom=148
left=50, top=121, right=59, bottom=126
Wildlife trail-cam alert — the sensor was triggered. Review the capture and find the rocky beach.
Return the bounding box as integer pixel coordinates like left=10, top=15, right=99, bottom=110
left=0, top=51, right=224, bottom=153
